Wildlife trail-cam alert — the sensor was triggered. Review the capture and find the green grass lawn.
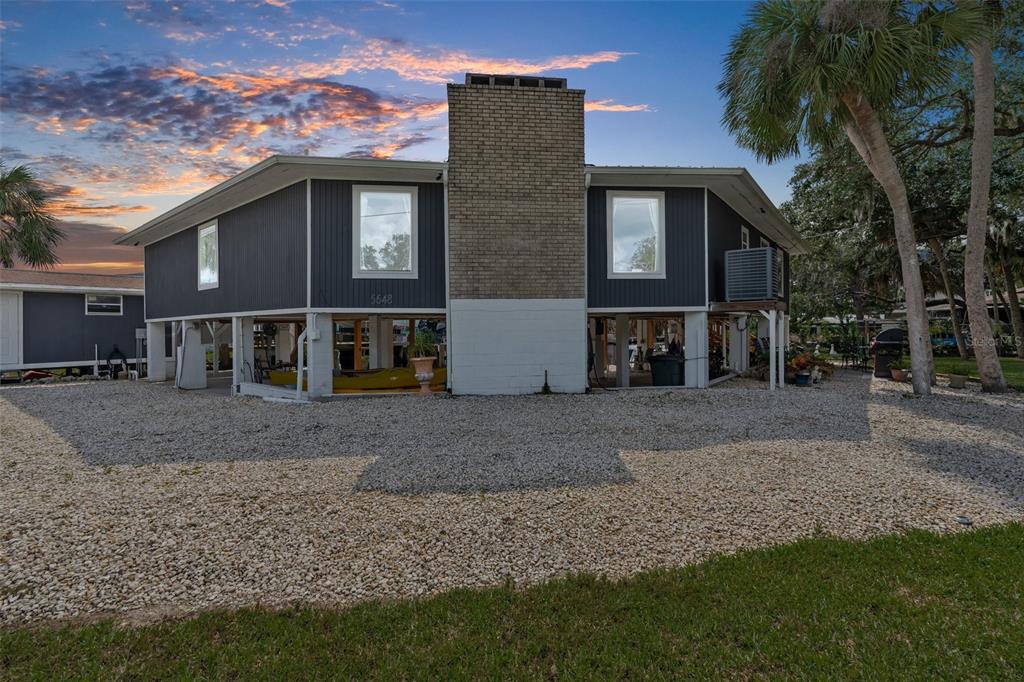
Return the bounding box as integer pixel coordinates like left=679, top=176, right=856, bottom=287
left=3, top=525, right=1024, bottom=680
left=933, top=356, right=1024, bottom=390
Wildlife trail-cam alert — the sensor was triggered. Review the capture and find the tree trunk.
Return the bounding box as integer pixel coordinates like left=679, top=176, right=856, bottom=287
left=843, top=92, right=933, bottom=395
left=999, top=244, right=1024, bottom=359
left=964, top=38, right=1007, bottom=391
left=929, top=238, right=968, bottom=359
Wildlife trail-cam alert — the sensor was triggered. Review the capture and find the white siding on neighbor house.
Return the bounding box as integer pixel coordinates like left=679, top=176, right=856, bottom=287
left=449, top=298, right=587, bottom=395
left=1, top=291, right=23, bottom=366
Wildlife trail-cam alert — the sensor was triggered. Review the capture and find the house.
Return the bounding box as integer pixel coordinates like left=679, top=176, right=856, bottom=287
left=115, top=74, right=807, bottom=398
left=0, top=269, right=146, bottom=376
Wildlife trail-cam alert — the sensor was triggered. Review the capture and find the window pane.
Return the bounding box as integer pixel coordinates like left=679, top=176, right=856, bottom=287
left=199, top=225, right=218, bottom=286
left=86, top=295, right=121, bottom=314
left=359, top=191, right=412, bottom=272
left=612, top=196, right=659, bottom=273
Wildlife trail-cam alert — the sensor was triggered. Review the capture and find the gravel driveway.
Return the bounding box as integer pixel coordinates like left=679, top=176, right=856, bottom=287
left=2, top=372, right=1022, bottom=624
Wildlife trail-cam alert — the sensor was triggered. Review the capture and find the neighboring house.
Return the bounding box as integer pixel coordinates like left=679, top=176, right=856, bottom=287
left=0, top=269, right=145, bottom=374
left=116, top=74, right=807, bottom=397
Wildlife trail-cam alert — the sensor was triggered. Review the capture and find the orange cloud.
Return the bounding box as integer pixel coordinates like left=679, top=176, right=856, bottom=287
left=267, top=42, right=632, bottom=84
left=55, top=261, right=145, bottom=273
left=585, top=99, right=651, bottom=112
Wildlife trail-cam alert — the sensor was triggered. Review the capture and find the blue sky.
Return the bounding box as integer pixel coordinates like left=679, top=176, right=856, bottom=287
left=0, top=0, right=801, bottom=272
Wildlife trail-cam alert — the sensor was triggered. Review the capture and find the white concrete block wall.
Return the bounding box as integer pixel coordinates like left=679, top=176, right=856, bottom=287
left=146, top=321, right=167, bottom=381
left=449, top=298, right=587, bottom=395
left=306, top=312, right=334, bottom=398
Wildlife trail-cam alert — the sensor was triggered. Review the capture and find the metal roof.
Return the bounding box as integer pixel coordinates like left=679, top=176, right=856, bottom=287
left=115, top=156, right=807, bottom=255
left=587, top=166, right=808, bottom=255
left=114, top=156, right=446, bottom=247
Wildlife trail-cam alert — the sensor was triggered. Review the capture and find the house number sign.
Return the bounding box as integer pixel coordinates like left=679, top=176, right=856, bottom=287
left=369, top=293, right=393, bottom=306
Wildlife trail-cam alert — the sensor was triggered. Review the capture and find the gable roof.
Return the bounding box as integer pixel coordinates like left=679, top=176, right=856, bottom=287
left=113, top=155, right=807, bottom=255
left=114, top=156, right=446, bottom=247
left=0, top=269, right=144, bottom=294
left=587, top=166, right=808, bottom=255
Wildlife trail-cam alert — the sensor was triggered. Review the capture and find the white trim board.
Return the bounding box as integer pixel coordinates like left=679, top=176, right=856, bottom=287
left=311, top=308, right=446, bottom=316
left=1, top=358, right=145, bottom=371
left=587, top=306, right=708, bottom=314
left=146, top=307, right=311, bottom=323
left=0, top=283, right=143, bottom=296
left=351, top=184, right=419, bottom=280
left=146, top=307, right=447, bottom=323
left=605, top=190, right=667, bottom=280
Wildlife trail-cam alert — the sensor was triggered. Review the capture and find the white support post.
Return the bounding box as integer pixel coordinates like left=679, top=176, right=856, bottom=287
left=176, top=321, right=207, bottom=389
left=768, top=309, right=777, bottom=391
left=208, top=321, right=219, bottom=374
left=306, top=312, right=334, bottom=399
left=380, top=318, right=394, bottom=369
left=777, top=311, right=787, bottom=389
left=728, top=316, right=743, bottom=373
left=146, top=321, right=167, bottom=381
left=368, top=315, right=381, bottom=368
left=614, top=314, right=630, bottom=388
left=231, top=316, right=254, bottom=393
left=684, top=311, right=709, bottom=388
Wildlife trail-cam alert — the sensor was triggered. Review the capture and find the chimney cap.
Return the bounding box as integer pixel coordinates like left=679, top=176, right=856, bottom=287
left=464, top=73, right=567, bottom=89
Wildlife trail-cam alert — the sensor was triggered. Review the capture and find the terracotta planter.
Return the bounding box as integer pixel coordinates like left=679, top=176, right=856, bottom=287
left=410, top=356, right=436, bottom=395
left=890, top=368, right=909, bottom=382
left=948, top=373, right=968, bottom=389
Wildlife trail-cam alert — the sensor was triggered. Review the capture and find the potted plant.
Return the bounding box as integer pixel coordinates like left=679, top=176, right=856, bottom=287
left=408, top=328, right=438, bottom=395
left=889, top=356, right=910, bottom=382
left=791, top=353, right=812, bottom=386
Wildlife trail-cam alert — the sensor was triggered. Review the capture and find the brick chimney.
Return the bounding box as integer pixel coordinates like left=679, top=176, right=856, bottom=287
left=446, top=74, right=587, bottom=394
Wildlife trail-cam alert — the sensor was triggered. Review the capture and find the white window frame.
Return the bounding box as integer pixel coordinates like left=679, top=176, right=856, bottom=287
left=760, top=236, right=770, bottom=248
left=352, top=185, right=418, bottom=279
left=84, top=293, right=123, bottom=316
left=606, top=190, right=666, bottom=279
left=197, top=221, right=219, bottom=291
left=741, top=226, right=750, bottom=249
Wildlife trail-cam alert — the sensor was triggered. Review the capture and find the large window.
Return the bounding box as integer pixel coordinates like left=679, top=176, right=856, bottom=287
left=85, top=294, right=122, bottom=316
left=197, top=221, right=218, bottom=290
left=353, top=185, right=418, bottom=279
left=606, top=191, right=665, bottom=278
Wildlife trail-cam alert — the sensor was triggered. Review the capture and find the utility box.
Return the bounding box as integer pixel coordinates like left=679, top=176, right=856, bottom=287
left=725, top=247, right=782, bottom=301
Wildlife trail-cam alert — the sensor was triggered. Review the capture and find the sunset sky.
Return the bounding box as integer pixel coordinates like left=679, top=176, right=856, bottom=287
left=0, top=0, right=801, bottom=274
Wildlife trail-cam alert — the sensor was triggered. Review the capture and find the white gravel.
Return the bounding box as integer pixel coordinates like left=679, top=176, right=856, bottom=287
left=1, top=371, right=1022, bottom=625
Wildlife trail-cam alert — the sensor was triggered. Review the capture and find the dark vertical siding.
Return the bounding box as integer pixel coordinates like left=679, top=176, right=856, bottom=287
left=144, top=181, right=307, bottom=319
left=706, top=190, right=790, bottom=303
left=23, top=292, right=145, bottom=363
left=586, top=186, right=705, bottom=309
left=310, top=180, right=445, bottom=309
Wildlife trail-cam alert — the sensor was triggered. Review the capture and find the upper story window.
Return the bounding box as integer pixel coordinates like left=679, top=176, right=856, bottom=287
left=85, top=294, right=122, bottom=316
left=741, top=226, right=750, bottom=249
left=353, top=185, right=418, bottom=279
left=760, top=236, right=770, bottom=248
left=606, top=191, right=666, bottom=278
left=197, top=221, right=219, bottom=290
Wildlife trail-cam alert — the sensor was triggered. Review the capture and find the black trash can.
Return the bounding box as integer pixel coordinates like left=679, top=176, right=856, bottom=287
left=649, top=355, right=684, bottom=386
left=872, top=328, right=905, bottom=378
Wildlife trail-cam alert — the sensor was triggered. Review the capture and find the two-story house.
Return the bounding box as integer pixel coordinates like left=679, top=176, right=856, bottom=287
left=116, top=74, right=806, bottom=398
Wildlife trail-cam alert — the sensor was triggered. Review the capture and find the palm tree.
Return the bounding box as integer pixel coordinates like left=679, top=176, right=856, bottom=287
left=719, top=0, right=985, bottom=395
left=964, top=4, right=1008, bottom=389
left=0, top=163, right=64, bottom=269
